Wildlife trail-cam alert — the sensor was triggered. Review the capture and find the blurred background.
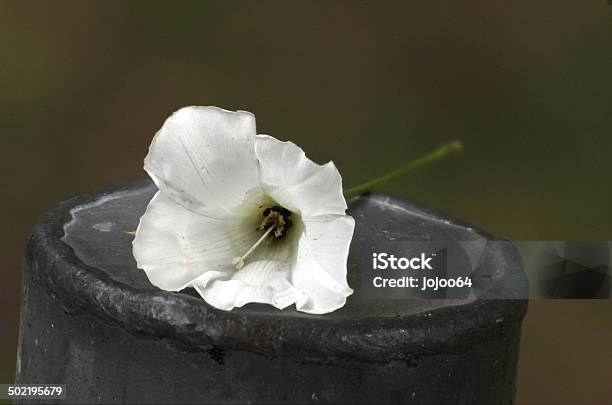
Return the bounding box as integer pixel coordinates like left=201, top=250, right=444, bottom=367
left=1, top=1, right=611, bottom=403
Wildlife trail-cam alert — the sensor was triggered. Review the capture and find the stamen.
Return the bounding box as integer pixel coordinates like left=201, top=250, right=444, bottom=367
left=232, top=225, right=276, bottom=270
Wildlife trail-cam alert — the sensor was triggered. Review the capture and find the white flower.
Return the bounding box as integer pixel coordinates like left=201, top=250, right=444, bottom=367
left=133, top=106, right=354, bottom=314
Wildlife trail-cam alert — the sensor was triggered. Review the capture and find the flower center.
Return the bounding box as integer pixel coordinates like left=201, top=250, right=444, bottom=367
left=232, top=205, right=293, bottom=270
left=258, top=206, right=292, bottom=239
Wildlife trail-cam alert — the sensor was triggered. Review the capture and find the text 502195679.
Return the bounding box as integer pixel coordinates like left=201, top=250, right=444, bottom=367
left=1, top=384, right=66, bottom=399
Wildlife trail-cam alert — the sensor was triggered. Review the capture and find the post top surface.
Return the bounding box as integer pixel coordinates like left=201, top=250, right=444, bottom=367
left=27, top=182, right=527, bottom=362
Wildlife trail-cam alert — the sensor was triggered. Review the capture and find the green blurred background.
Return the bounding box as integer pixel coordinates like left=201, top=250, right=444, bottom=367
left=1, top=1, right=611, bottom=403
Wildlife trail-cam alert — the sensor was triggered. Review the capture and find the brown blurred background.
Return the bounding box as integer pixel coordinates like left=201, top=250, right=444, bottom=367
left=1, top=1, right=611, bottom=403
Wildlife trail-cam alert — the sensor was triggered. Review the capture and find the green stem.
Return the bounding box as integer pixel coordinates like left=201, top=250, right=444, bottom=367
left=343, top=141, right=463, bottom=198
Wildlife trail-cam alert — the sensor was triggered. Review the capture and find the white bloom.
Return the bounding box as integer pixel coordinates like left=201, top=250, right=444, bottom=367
left=133, top=106, right=354, bottom=314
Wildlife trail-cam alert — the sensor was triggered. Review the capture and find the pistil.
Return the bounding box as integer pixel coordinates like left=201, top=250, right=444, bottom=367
left=232, top=225, right=276, bottom=270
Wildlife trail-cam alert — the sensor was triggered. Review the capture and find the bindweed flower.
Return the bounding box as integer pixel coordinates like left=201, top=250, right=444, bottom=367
left=133, top=106, right=354, bottom=314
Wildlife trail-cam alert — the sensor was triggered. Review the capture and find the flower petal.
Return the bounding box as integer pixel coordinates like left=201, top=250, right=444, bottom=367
left=145, top=106, right=260, bottom=219
left=254, top=135, right=347, bottom=219
left=192, top=244, right=304, bottom=311
left=293, top=215, right=355, bottom=314
left=133, top=191, right=259, bottom=291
